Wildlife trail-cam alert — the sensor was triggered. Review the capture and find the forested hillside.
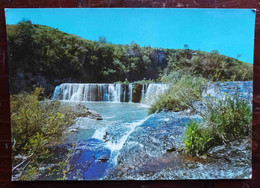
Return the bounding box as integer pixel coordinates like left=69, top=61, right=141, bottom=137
left=6, top=21, right=253, bottom=95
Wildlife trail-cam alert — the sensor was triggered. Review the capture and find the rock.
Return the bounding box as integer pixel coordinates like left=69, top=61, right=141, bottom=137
left=98, top=155, right=109, bottom=162
left=67, top=128, right=78, bottom=133
left=207, top=139, right=251, bottom=165
left=66, top=139, right=111, bottom=180
left=104, top=111, right=202, bottom=180
left=104, top=111, right=251, bottom=180
left=166, top=147, right=176, bottom=152
left=87, top=110, right=103, bottom=120
left=73, top=104, right=103, bottom=120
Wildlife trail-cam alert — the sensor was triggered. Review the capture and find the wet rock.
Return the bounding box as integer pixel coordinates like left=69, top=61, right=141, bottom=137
left=87, top=110, right=103, bottom=120
left=208, top=139, right=251, bottom=165
left=166, top=147, right=176, bottom=152
left=73, top=104, right=103, bottom=120
left=98, top=151, right=110, bottom=162
left=202, top=81, right=252, bottom=102
left=105, top=111, right=202, bottom=180
left=66, top=128, right=78, bottom=133
left=104, top=111, right=251, bottom=180
left=66, top=139, right=112, bottom=180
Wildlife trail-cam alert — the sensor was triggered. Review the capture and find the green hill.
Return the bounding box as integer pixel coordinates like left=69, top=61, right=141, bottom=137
left=6, top=21, right=253, bottom=95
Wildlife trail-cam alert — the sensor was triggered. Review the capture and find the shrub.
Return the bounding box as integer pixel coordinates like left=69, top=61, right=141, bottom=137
left=11, top=88, right=82, bottom=180
left=183, top=121, right=214, bottom=156
left=183, top=95, right=252, bottom=156
left=206, top=95, right=252, bottom=141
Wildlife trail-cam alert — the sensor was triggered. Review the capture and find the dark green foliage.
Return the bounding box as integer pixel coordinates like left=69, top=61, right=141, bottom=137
left=7, top=22, right=166, bottom=95
left=161, top=49, right=252, bottom=83
left=7, top=21, right=252, bottom=96
left=149, top=75, right=206, bottom=114
left=183, top=96, right=252, bottom=156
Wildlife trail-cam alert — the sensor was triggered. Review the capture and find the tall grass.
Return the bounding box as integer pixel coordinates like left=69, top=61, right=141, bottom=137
left=183, top=95, right=252, bottom=156
left=148, top=75, right=206, bottom=114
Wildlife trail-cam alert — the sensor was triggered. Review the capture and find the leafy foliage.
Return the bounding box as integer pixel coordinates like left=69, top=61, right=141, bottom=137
left=11, top=88, right=82, bottom=180
left=7, top=21, right=252, bottom=96
left=183, top=121, right=213, bottom=156
left=205, top=95, right=252, bottom=140
left=161, top=49, right=252, bottom=83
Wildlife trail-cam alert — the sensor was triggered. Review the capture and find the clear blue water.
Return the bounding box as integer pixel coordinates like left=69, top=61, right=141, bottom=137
left=65, top=102, right=148, bottom=143
left=62, top=102, right=148, bottom=180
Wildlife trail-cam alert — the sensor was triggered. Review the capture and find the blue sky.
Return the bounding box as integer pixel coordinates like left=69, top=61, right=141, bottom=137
left=5, top=8, right=255, bottom=63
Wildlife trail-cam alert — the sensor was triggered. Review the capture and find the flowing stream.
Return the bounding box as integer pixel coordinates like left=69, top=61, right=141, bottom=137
left=51, top=83, right=169, bottom=180
left=61, top=101, right=148, bottom=180
left=49, top=81, right=252, bottom=180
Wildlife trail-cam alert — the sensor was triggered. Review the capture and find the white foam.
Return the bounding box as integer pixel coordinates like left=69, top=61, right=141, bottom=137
left=105, top=116, right=149, bottom=164
left=92, top=127, right=108, bottom=140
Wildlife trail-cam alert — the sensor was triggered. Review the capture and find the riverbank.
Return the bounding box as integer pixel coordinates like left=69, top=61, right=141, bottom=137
left=47, top=109, right=251, bottom=180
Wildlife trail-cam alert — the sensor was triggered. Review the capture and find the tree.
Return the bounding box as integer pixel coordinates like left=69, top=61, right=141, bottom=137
left=184, top=44, right=189, bottom=49
left=98, top=36, right=107, bottom=44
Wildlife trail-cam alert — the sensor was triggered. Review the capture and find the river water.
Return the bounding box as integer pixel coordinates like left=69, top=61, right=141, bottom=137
left=45, top=81, right=252, bottom=180
left=61, top=102, right=149, bottom=180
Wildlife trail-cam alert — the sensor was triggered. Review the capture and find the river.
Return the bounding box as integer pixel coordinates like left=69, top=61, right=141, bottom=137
left=44, top=81, right=252, bottom=180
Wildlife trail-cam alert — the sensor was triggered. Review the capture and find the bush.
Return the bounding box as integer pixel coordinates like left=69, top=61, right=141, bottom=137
left=183, top=95, right=252, bottom=156
left=183, top=121, right=214, bottom=156
left=148, top=75, right=206, bottom=114
left=11, top=88, right=81, bottom=180
left=206, top=95, right=252, bottom=140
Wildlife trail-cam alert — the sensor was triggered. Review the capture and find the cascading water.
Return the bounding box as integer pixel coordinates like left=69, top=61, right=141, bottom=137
left=141, top=84, right=148, bottom=100
left=202, top=81, right=253, bottom=101
left=46, top=81, right=252, bottom=180
left=128, top=83, right=133, bottom=102
left=141, top=83, right=169, bottom=105
left=52, top=83, right=169, bottom=104
left=52, top=83, right=123, bottom=102
left=64, top=102, right=149, bottom=180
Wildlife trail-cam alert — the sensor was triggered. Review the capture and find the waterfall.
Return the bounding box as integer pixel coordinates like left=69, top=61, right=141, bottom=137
left=141, top=83, right=169, bottom=105
left=128, top=83, right=133, bottom=102
left=202, top=81, right=253, bottom=102
left=115, top=84, right=121, bottom=102
left=52, top=83, right=169, bottom=104
left=52, top=83, right=115, bottom=102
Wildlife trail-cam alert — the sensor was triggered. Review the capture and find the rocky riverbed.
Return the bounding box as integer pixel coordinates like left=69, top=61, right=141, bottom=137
left=33, top=81, right=252, bottom=180
left=104, top=111, right=251, bottom=180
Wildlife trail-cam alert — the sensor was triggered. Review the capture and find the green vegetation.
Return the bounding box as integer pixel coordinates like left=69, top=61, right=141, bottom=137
left=7, top=21, right=252, bottom=95
left=7, top=20, right=253, bottom=170
left=160, top=49, right=252, bottom=83
left=149, top=75, right=206, bottom=114
left=183, top=121, right=213, bottom=156
left=206, top=95, right=252, bottom=140
left=11, top=88, right=84, bottom=180
left=183, top=95, right=252, bottom=156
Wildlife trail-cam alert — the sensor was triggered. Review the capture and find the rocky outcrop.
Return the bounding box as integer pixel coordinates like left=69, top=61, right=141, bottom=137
left=104, top=111, right=251, bottom=180
left=73, top=104, right=103, bottom=120
left=66, top=139, right=111, bottom=180
left=104, top=111, right=201, bottom=179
